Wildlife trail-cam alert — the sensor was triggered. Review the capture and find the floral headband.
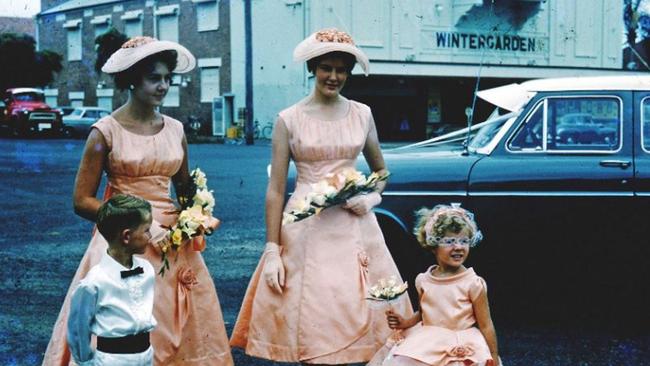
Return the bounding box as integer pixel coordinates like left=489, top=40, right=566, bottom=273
left=423, top=204, right=483, bottom=247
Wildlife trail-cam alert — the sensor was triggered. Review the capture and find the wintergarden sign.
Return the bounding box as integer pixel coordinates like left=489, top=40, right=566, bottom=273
left=431, top=31, right=548, bottom=54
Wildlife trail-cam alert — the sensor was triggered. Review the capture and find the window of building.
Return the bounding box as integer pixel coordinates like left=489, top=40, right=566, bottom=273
left=121, top=10, right=143, bottom=38
left=155, top=5, right=179, bottom=43
left=194, top=0, right=219, bottom=32
left=63, top=19, right=82, bottom=61
left=91, top=15, right=111, bottom=37
left=96, top=88, right=114, bottom=111
left=164, top=86, right=180, bottom=107
left=69, top=91, right=85, bottom=108
left=199, top=58, right=221, bottom=103
left=44, top=89, right=58, bottom=107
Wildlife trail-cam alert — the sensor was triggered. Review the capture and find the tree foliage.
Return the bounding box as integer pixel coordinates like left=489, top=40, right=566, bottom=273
left=0, top=33, right=63, bottom=93
left=95, top=27, right=128, bottom=74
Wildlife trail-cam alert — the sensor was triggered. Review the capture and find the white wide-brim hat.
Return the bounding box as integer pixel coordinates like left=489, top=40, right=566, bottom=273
left=102, top=36, right=196, bottom=74
left=293, top=29, right=369, bottom=76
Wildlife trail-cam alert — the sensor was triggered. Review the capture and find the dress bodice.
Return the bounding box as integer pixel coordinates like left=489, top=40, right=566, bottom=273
left=416, top=266, right=487, bottom=331
left=279, top=100, right=372, bottom=185
left=92, top=115, right=185, bottom=223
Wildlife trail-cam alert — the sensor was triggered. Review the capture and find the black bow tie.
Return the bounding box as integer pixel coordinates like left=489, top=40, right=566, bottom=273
left=121, top=266, right=144, bottom=279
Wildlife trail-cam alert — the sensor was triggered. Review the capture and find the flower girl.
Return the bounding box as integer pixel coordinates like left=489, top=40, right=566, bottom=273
left=368, top=204, right=501, bottom=366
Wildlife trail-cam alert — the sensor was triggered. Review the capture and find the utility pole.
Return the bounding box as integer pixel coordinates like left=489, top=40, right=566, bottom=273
left=244, top=0, right=254, bottom=145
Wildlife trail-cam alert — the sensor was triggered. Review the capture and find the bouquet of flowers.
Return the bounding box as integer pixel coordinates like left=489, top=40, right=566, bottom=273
left=282, top=168, right=389, bottom=225
left=366, top=276, right=409, bottom=344
left=366, top=276, right=409, bottom=302
left=158, top=167, right=220, bottom=276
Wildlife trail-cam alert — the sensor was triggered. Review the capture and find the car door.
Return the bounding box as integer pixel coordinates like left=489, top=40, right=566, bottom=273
left=466, top=92, right=635, bottom=329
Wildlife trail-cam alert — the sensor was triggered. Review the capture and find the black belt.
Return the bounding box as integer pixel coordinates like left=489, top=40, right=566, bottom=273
left=97, top=332, right=150, bottom=354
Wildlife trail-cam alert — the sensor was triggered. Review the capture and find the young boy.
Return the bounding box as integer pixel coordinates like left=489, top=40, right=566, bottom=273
left=67, top=194, right=157, bottom=365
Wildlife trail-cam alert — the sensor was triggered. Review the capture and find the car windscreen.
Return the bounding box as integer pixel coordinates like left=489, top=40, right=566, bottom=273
left=70, top=109, right=84, bottom=116
left=13, top=92, right=44, bottom=102
left=467, top=109, right=513, bottom=150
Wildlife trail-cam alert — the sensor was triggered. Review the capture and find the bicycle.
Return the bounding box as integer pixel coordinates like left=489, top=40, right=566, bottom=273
left=253, top=120, right=273, bottom=139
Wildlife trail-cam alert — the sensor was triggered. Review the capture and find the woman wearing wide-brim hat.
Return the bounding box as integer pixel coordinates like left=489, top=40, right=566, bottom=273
left=230, top=28, right=412, bottom=365
left=42, top=36, right=233, bottom=366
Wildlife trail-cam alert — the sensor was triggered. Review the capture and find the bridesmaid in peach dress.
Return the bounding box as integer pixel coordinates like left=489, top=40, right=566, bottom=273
left=42, top=37, right=233, bottom=366
left=230, top=29, right=412, bottom=365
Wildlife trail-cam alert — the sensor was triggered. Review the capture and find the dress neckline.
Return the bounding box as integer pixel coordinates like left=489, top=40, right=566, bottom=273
left=426, top=265, right=475, bottom=283
left=298, top=99, right=352, bottom=122
left=108, top=114, right=167, bottom=137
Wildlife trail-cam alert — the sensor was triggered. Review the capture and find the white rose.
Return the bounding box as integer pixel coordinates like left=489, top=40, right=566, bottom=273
left=194, top=189, right=215, bottom=213
left=192, top=168, right=208, bottom=189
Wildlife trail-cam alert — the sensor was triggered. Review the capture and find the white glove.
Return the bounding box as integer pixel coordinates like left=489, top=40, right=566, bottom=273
left=342, top=191, right=382, bottom=216
left=262, top=242, right=285, bottom=294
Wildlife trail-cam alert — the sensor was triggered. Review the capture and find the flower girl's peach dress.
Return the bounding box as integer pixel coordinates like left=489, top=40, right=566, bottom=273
left=231, top=100, right=412, bottom=364
left=368, top=266, right=493, bottom=366
left=42, top=116, right=233, bottom=366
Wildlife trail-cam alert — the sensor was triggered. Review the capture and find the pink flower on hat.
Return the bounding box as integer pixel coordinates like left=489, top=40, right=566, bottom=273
left=315, top=29, right=355, bottom=45
left=122, top=36, right=156, bottom=49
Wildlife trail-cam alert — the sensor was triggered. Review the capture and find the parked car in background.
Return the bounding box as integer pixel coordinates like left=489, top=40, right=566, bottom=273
left=55, top=106, right=76, bottom=117
left=1, top=88, right=62, bottom=136
left=355, top=75, right=650, bottom=334
left=62, top=106, right=111, bottom=138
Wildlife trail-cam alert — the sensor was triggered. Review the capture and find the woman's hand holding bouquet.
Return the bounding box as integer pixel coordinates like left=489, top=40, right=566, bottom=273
left=158, top=168, right=220, bottom=276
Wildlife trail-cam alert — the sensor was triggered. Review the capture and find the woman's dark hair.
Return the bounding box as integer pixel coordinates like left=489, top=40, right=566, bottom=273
left=306, top=51, right=356, bottom=74
left=113, top=50, right=178, bottom=90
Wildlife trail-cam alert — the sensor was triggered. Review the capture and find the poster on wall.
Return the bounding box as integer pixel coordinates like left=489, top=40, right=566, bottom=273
left=427, top=89, right=441, bottom=124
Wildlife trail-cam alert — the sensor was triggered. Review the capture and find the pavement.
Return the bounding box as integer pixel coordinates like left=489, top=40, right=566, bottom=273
left=0, top=137, right=647, bottom=365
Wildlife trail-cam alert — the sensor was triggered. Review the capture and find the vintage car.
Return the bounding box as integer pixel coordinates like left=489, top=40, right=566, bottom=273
left=1, top=88, right=62, bottom=136
left=371, top=75, right=650, bottom=333
left=62, top=106, right=111, bottom=138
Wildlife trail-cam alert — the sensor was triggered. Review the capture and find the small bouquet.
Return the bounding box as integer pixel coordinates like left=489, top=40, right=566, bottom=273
left=366, top=276, right=409, bottom=302
left=158, top=167, right=220, bottom=276
left=367, top=276, right=409, bottom=344
left=282, top=168, right=389, bottom=225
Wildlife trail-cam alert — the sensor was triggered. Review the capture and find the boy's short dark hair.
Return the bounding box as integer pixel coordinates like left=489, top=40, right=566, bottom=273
left=96, top=194, right=151, bottom=242
left=113, top=50, right=178, bottom=90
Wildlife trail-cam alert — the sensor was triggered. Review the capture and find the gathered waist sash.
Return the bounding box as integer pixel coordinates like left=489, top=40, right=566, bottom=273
left=97, top=332, right=150, bottom=354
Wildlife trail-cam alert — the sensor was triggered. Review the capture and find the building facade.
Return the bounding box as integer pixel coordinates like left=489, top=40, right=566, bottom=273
left=232, top=0, right=644, bottom=141
left=0, top=17, right=36, bottom=37
left=37, top=0, right=230, bottom=135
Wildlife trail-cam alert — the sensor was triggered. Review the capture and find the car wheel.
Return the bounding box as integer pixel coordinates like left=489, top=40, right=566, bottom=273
left=63, top=127, right=75, bottom=138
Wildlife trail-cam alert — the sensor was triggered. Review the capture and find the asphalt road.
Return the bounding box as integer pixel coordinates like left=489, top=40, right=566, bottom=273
left=0, top=138, right=648, bottom=366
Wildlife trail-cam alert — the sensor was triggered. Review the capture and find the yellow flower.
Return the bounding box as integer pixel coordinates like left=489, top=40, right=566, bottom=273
left=341, top=168, right=366, bottom=186
left=171, top=228, right=183, bottom=245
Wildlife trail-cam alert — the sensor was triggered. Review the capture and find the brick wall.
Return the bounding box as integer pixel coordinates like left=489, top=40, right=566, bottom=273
left=37, top=0, right=230, bottom=134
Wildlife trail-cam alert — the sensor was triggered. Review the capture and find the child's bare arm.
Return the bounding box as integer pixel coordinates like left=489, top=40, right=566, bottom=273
left=386, top=309, right=422, bottom=329
left=473, top=289, right=499, bottom=364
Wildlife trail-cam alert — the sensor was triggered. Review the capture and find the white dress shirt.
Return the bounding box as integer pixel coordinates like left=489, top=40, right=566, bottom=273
left=67, top=252, right=156, bottom=366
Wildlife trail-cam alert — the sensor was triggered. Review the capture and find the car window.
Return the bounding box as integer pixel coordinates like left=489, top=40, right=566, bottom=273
left=99, top=111, right=109, bottom=118
left=509, top=102, right=543, bottom=151
left=71, top=109, right=83, bottom=116
left=85, top=110, right=99, bottom=119
left=508, top=96, right=621, bottom=152
left=642, top=97, right=650, bottom=151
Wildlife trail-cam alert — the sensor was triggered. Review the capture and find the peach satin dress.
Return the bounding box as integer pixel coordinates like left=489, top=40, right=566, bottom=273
left=42, top=116, right=233, bottom=366
left=368, top=266, right=492, bottom=366
left=231, top=100, right=412, bottom=364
